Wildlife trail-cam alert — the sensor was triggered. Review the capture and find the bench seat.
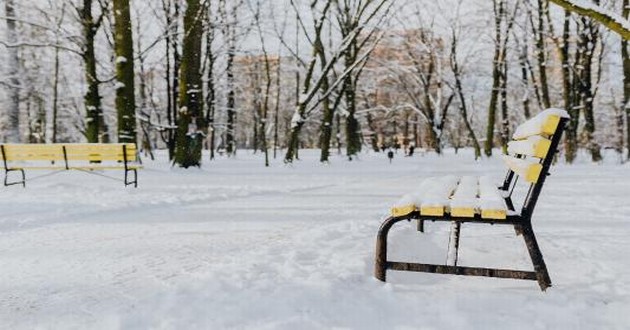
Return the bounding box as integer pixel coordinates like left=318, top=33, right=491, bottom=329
left=391, top=175, right=508, bottom=220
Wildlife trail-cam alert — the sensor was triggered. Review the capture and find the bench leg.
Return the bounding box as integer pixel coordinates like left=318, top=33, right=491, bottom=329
left=375, top=216, right=408, bottom=282
left=447, top=222, right=462, bottom=266
left=4, top=169, right=25, bottom=187
left=417, top=219, right=424, bottom=233
left=124, top=169, right=138, bottom=188
left=521, top=223, right=552, bottom=291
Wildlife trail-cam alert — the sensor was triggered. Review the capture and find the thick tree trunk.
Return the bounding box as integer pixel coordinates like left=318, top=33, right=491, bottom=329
left=81, top=0, right=107, bottom=143
left=623, top=0, right=630, bottom=160
left=2, top=0, right=20, bottom=142
left=174, top=0, right=205, bottom=167
left=113, top=0, right=137, bottom=143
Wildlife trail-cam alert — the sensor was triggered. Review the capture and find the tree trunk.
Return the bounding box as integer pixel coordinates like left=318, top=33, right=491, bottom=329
left=225, top=48, right=236, bottom=155
left=485, top=0, right=504, bottom=157
left=174, top=0, right=205, bottom=167
left=113, top=0, right=137, bottom=143
left=81, top=0, right=106, bottom=143
left=579, top=16, right=602, bottom=162
left=536, top=0, right=551, bottom=110
left=499, top=51, right=510, bottom=154
left=561, top=11, right=578, bottom=163
left=204, top=8, right=216, bottom=160
left=623, top=0, right=630, bottom=161
left=2, top=0, right=20, bottom=142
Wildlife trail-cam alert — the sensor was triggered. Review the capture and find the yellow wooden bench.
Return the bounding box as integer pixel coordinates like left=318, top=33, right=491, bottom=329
left=374, top=109, right=569, bottom=291
left=0, top=143, right=142, bottom=187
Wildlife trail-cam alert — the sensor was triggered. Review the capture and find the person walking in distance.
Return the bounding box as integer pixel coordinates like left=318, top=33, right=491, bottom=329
left=387, top=149, right=394, bottom=163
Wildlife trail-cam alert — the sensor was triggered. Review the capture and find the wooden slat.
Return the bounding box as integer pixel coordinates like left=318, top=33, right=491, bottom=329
left=449, top=176, right=478, bottom=218
left=390, top=178, right=435, bottom=217
left=507, top=135, right=552, bottom=159
left=1, top=144, right=66, bottom=161
left=1, top=143, right=137, bottom=162
left=64, top=143, right=135, bottom=162
left=478, top=176, right=507, bottom=220
left=419, top=175, right=459, bottom=217
left=502, top=156, right=543, bottom=183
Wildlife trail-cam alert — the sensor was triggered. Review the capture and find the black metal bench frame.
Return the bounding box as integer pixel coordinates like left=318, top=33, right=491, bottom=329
left=1, top=144, right=139, bottom=188
left=375, top=118, right=568, bottom=291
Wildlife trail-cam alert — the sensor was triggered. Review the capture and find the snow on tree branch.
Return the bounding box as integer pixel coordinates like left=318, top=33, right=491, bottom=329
left=548, top=0, right=630, bottom=39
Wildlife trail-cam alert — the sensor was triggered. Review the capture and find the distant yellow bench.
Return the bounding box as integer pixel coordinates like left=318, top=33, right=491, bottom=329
left=374, top=109, right=570, bottom=291
left=0, top=143, right=142, bottom=187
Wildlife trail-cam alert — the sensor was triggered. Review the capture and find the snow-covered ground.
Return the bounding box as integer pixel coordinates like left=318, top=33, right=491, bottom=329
left=1, top=149, right=629, bottom=329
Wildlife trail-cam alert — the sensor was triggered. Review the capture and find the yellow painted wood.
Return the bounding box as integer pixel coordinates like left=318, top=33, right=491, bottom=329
left=68, top=165, right=143, bottom=170
left=524, top=163, right=543, bottom=183
left=541, top=115, right=560, bottom=136
left=1, top=143, right=138, bottom=164
left=502, top=156, right=543, bottom=183
left=481, top=209, right=507, bottom=220
left=420, top=206, right=444, bottom=217
left=533, top=138, right=552, bottom=158
left=390, top=204, right=417, bottom=217
left=513, top=114, right=562, bottom=140
left=1, top=144, right=66, bottom=161
left=450, top=207, right=475, bottom=218
left=508, top=136, right=552, bottom=158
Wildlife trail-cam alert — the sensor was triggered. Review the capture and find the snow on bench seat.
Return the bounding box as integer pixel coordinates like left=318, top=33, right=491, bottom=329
left=513, top=108, right=569, bottom=140
left=419, top=175, right=459, bottom=216
left=478, top=176, right=508, bottom=220
left=390, top=176, right=508, bottom=220
left=449, top=176, right=478, bottom=218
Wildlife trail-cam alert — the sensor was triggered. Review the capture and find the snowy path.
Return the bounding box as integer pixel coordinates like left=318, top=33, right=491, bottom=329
left=0, top=150, right=629, bottom=329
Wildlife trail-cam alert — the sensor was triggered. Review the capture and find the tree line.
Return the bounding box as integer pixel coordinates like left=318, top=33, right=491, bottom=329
left=1, top=0, right=629, bottom=167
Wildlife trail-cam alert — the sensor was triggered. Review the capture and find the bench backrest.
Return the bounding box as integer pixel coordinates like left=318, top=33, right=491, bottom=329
left=501, top=108, right=569, bottom=219
left=0, top=143, right=138, bottom=164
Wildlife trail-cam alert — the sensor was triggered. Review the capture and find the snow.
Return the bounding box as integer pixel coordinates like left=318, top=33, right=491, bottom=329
left=449, top=175, right=478, bottom=210
left=420, top=175, right=459, bottom=209
left=1, top=149, right=629, bottom=329
left=502, top=155, right=542, bottom=182
left=508, top=135, right=550, bottom=158
left=478, top=176, right=507, bottom=213
left=513, top=108, right=570, bottom=140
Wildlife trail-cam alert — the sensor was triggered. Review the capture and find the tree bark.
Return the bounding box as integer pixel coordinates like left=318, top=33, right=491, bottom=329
left=623, top=0, right=630, bottom=160
left=2, top=0, right=20, bottom=142
left=81, top=0, right=107, bottom=143
left=113, top=0, right=137, bottom=143
left=562, top=10, right=578, bottom=163
left=485, top=0, right=504, bottom=157
left=536, top=0, right=551, bottom=109
left=174, top=0, right=205, bottom=167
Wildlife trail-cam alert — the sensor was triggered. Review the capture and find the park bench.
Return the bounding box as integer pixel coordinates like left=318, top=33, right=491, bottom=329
left=374, top=108, right=569, bottom=291
left=0, top=143, right=141, bottom=187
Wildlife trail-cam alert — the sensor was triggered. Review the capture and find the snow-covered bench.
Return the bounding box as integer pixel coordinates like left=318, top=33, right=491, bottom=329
left=375, top=109, right=569, bottom=291
left=0, top=143, right=141, bottom=187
